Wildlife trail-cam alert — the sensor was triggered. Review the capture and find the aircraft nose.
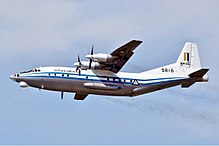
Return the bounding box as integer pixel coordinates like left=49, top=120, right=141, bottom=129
left=10, top=74, right=15, bottom=80
left=9, top=73, right=19, bottom=81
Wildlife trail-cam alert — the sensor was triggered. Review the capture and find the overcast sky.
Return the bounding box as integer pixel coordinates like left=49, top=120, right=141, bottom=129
left=0, top=0, right=219, bottom=144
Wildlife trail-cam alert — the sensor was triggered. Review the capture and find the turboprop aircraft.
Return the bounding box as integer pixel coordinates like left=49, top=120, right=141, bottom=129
left=10, top=40, right=209, bottom=100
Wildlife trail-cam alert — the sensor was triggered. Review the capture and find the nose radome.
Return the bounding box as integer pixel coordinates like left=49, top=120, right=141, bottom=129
left=10, top=74, right=19, bottom=81
left=10, top=74, right=15, bottom=79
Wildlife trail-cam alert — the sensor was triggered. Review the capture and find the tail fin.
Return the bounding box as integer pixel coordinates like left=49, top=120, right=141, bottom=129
left=175, top=42, right=201, bottom=73
left=140, top=42, right=206, bottom=76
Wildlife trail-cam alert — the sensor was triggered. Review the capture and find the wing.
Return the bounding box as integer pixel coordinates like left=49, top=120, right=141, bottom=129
left=97, top=40, right=142, bottom=73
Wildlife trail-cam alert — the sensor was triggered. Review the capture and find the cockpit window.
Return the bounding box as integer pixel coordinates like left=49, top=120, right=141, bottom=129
left=20, top=68, right=41, bottom=74
left=20, top=69, right=32, bottom=74
left=33, top=69, right=41, bottom=72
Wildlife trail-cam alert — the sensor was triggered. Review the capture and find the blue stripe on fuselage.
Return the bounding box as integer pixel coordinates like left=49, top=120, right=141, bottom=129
left=21, top=71, right=183, bottom=81
left=19, top=71, right=186, bottom=86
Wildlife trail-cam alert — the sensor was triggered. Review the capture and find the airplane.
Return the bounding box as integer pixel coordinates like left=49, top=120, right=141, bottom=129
left=10, top=40, right=209, bottom=100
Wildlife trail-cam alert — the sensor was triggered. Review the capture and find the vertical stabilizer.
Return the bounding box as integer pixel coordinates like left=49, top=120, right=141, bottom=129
left=175, top=42, right=201, bottom=73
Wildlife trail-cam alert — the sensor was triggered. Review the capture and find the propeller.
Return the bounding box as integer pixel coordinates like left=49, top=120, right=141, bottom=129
left=76, top=54, right=82, bottom=75
left=88, top=45, right=94, bottom=69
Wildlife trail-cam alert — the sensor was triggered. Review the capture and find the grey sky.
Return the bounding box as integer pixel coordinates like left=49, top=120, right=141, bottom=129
left=0, top=0, right=219, bottom=144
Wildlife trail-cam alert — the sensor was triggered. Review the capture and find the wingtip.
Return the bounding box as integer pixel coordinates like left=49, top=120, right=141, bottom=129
left=132, top=40, right=143, bottom=43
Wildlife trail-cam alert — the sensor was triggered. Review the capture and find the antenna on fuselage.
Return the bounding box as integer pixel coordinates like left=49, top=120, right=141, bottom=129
left=61, top=92, right=64, bottom=100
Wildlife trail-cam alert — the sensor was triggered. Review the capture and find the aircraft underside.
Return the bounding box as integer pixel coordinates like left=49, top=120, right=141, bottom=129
left=16, top=76, right=189, bottom=97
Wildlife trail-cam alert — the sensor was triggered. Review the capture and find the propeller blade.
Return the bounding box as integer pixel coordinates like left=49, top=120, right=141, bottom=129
left=91, top=45, right=94, bottom=55
left=78, top=54, right=81, bottom=65
left=89, top=45, right=94, bottom=69
left=75, top=54, right=82, bottom=75
left=76, top=66, right=81, bottom=75
left=79, top=69, right=81, bottom=75
left=89, top=59, right=92, bottom=69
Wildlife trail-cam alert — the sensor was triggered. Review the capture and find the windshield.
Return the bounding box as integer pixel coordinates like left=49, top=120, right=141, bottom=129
left=20, top=68, right=41, bottom=74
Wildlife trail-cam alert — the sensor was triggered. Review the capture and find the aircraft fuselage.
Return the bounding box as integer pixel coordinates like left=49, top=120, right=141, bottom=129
left=10, top=66, right=190, bottom=97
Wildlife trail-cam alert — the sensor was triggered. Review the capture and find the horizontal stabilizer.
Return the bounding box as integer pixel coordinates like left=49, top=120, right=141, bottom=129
left=181, top=82, right=195, bottom=88
left=189, top=69, right=209, bottom=78
left=182, top=68, right=209, bottom=88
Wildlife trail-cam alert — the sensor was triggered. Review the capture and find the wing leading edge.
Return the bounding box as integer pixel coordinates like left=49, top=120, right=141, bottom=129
left=98, top=40, right=142, bottom=73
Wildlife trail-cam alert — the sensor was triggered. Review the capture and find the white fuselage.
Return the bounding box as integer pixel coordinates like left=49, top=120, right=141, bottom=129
left=10, top=66, right=190, bottom=97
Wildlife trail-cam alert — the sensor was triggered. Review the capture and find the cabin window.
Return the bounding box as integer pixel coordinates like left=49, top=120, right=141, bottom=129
left=62, top=74, right=64, bottom=77
left=67, top=74, right=69, bottom=77
left=99, top=77, right=105, bottom=80
left=86, top=76, right=88, bottom=79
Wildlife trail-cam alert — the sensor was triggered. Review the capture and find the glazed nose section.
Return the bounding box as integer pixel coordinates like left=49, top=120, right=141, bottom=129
left=9, top=74, right=15, bottom=80
left=9, top=73, right=19, bottom=81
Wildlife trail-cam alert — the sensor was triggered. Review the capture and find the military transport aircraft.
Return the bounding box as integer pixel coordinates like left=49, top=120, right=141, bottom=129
left=10, top=40, right=209, bottom=100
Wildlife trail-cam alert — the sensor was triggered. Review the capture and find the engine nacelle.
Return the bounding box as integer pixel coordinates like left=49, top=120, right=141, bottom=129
left=74, top=61, right=100, bottom=69
left=86, top=53, right=114, bottom=62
